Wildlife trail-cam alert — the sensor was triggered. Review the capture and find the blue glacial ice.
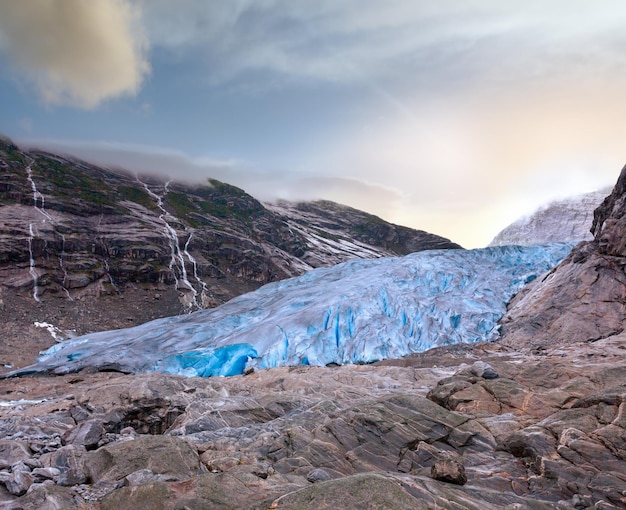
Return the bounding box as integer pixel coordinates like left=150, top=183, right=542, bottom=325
left=14, top=244, right=573, bottom=377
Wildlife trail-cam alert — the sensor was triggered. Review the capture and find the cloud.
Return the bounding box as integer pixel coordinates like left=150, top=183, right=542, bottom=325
left=140, top=1, right=626, bottom=91
left=18, top=136, right=406, bottom=225
left=0, top=0, right=149, bottom=109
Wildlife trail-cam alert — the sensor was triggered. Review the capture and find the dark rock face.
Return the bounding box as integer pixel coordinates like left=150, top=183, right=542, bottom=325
left=0, top=139, right=459, bottom=371
left=499, top=164, right=626, bottom=349
left=266, top=200, right=462, bottom=267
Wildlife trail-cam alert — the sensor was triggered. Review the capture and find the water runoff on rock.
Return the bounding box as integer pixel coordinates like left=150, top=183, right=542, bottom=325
left=25, top=158, right=53, bottom=302
left=10, top=243, right=573, bottom=378
left=136, top=176, right=209, bottom=311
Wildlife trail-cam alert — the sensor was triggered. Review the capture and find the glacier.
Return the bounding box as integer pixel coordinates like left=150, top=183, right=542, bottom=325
left=11, top=244, right=573, bottom=378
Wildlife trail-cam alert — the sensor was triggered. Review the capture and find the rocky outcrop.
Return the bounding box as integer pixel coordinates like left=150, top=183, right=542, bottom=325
left=499, top=165, right=626, bottom=349
left=490, top=189, right=609, bottom=246
left=0, top=138, right=459, bottom=371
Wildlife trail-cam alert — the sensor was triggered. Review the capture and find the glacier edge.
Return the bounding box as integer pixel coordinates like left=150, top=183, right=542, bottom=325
left=10, top=244, right=574, bottom=378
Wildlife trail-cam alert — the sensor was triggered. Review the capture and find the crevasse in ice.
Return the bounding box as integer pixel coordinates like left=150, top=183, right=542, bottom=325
left=16, top=244, right=572, bottom=377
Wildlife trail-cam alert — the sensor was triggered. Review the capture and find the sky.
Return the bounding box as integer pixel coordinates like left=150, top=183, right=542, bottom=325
left=1, top=1, right=626, bottom=248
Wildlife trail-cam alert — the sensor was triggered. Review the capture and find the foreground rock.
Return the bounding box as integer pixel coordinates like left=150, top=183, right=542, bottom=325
left=1, top=335, right=625, bottom=508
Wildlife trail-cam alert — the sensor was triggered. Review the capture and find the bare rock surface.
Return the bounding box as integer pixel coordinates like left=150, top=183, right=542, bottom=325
left=1, top=337, right=625, bottom=508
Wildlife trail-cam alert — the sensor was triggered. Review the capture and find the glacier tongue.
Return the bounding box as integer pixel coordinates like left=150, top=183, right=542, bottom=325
left=18, top=244, right=573, bottom=378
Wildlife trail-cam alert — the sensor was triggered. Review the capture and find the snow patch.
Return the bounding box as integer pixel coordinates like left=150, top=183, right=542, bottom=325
left=34, top=321, right=64, bottom=341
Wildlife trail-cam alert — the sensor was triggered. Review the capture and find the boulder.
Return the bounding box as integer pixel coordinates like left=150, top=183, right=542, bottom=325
left=0, top=441, right=31, bottom=470
left=270, top=473, right=419, bottom=509
left=17, top=484, right=85, bottom=510
left=430, top=459, right=467, bottom=485
left=5, top=470, right=33, bottom=496
left=41, top=444, right=89, bottom=486
left=84, top=435, right=205, bottom=485
left=61, top=419, right=104, bottom=450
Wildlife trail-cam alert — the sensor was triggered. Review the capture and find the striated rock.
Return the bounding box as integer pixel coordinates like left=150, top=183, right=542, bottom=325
left=1, top=340, right=625, bottom=508
left=270, top=473, right=419, bottom=509
left=99, top=472, right=295, bottom=510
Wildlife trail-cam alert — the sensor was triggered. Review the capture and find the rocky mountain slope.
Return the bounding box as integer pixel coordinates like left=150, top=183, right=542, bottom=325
left=1, top=161, right=625, bottom=509
left=489, top=189, right=609, bottom=246
left=500, top=164, right=626, bottom=349
left=0, top=137, right=459, bottom=370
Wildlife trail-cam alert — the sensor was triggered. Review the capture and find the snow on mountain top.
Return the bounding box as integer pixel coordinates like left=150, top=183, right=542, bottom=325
left=11, top=243, right=573, bottom=378
left=490, top=190, right=609, bottom=246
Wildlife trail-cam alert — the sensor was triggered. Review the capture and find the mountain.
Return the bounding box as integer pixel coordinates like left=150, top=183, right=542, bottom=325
left=11, top=243, right=572, bottom=377
left=500, top=164, right=626, bottom=349
left=0, top=137, right=460, bottom=370
left=489, top=189, right=609, bottom=246
left=2, top=157, right=626, bottom=508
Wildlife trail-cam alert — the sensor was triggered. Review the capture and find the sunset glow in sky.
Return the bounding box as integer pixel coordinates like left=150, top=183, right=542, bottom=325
left=1, top=1, right=625, bottom=247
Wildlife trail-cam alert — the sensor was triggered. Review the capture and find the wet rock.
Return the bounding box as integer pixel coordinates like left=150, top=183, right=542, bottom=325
left=430, top=459, right=467, bottom=485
